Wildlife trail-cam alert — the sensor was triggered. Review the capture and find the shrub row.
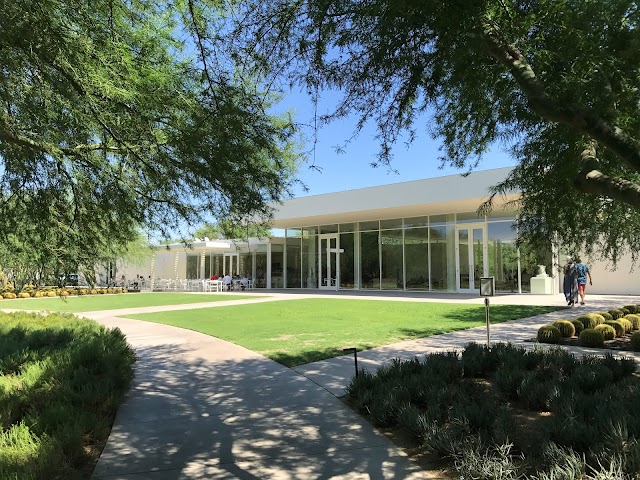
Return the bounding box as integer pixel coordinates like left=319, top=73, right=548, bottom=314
left=347, top=343, right=640, bottom=478
left=1, top=287, right=128, bottom=299
left=537, top=305, right=640, bottom=350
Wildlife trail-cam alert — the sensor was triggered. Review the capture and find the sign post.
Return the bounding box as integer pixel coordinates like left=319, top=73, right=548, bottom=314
left=479, top=277, right=495, bottom=346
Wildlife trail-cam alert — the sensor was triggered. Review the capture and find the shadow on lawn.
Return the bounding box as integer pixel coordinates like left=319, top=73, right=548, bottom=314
left=92, top=334, right=418, bottom=479
left=437, top=304, right=563, bottom=324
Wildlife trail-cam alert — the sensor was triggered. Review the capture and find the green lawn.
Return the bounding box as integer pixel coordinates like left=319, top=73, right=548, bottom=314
left=0, top=292, right=255, bottom=312
left=128, top=299, right=562, bottom=366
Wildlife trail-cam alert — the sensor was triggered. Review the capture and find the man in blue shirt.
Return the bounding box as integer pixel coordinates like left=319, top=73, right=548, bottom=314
left=575, top=257, right=592, bottom=306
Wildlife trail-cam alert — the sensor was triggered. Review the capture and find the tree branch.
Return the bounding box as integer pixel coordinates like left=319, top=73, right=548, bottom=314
left=480, top=21, right=640, bottom=173
left=574, top=143, right=640, bottom=209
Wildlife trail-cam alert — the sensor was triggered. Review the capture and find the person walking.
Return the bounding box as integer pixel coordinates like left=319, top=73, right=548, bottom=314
left=563, top=257, right=578, bottom=306
left=574, top=257, right=592, bottom=306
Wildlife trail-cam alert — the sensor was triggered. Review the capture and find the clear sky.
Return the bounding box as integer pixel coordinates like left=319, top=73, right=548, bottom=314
left=277, top=88, right=517, bottom=198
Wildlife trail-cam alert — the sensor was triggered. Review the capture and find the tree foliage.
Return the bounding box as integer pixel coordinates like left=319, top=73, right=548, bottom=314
left=0, top=0, right=300, bottom=272
left=233, top=0, right=640, bottom=262
left=193, top=219, right=271, bottom=241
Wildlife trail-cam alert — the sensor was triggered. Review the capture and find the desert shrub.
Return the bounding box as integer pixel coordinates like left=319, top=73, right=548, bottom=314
left=577, top=315, right=598, bottom=329
left=17, top=292, right=30, bottom=298
left=46, top=291, right=56, bottom=297
left=59, top=290, right=69, bottom=297
left=97, top=289, right=106, bottom=294
left=625, top=314, right=640, bottom=330
left=538, top=325, right=562, bottom=344
left=397, top=404, right=430, bottom=439
left=552, top=320, right=576, bottom=338
left=462, top=342, right=496, bottom=377
left=621, top=307, right=631, bottom=316
left=605, top=321, right=626, bottom=338
left=3, top=292, right=16, bottom=299
left=496, top=364, right=526, bottom=399
left=631, top=332, right=640, bottom=352
left=609, top=309, right=625, bottom=320
left=620, top=318, right=634, bottom=334
left=596, top=353, right=637, bottom=381
left=517, top=373, right=558, bottom=410
left=579, top=329, right=605, bottom=348
left=571, top=320, right=584, bottom=336
left=595, top=324, right=616, bottom=341
left=624, top=305, right=638, bottom=314
left=450, top=438, right=526, bottom=480
left=571, top=364, right=614, bottom=393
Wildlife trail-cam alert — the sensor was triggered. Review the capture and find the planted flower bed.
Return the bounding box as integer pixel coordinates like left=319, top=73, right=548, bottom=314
left=537, top=304, right=640, bottom=352
left=346, top=343, right=640, bottom=478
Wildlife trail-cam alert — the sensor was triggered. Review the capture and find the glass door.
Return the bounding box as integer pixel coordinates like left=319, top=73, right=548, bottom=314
left=455, top=224, right=487, bottom=292
left=318, top=234, right=340, bottom=290
left=223, top=253, right=239, bottom=276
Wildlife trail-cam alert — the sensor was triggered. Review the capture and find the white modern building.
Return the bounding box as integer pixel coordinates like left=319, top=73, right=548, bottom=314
left=121, top=167, right=640, bottom=295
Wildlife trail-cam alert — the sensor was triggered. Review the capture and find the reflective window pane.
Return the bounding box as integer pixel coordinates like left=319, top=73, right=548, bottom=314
left=340, top=233, right=355, bottom=288
left=360, top=231, right=380, bottom=289
left=302, top=235, right=317, bottom=288
left=430, top=226, right=452, bottom=290
left=286, top=236, right=301, bottom=288
left=380, top=229, right=403, bottom=290
left=405, top=228, right=429, bottom=290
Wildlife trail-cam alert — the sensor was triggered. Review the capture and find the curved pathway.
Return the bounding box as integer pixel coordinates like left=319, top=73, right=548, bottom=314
left=88, top=313, right=426, bottom=479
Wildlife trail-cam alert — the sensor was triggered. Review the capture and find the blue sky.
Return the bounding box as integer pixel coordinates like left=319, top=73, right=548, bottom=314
left=278, top=88, right=517, bottom=198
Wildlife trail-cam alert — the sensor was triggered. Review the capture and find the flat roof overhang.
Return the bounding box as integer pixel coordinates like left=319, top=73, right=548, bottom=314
left=271, top=167, right=518, bottom=228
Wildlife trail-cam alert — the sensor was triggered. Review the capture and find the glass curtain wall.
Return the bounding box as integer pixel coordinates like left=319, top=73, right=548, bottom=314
left=339, top=232, right=355, bottom=288
left=380, top=227, right=403, bottom=290
left=271, top=244, right=284, bottom=288
left=429, top=220, right=456, bottom=291
left=283, top=214, right=522, bottom=292
left=360, top=222, right=380, bottom=289
left=240, top=253, right=253, bottom=278
left=405, top=227, right=429, bottom=290
left=186, top=255, right=199, bottom=279
left=286, top=230, right=302, bottom=288
left=255, top=247, right=267, bottom=288
left=301, top=228, right=317, bottom=288
left=488, top=222, right=519, bottom=293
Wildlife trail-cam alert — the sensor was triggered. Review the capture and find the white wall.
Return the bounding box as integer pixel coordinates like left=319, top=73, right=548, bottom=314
left=588, top=253, right=640, bottom=295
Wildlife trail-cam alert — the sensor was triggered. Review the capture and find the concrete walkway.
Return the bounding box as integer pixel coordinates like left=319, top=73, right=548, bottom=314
left=88, top=313, right=426, bottom=479
left=59, top=291, right=640, bottom=478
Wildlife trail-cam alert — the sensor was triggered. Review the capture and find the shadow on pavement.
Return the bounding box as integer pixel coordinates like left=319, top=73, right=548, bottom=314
left=93, top=338, right=422, bottom=479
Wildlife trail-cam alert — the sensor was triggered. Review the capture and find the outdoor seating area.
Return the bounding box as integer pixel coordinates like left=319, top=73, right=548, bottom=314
left=147, top=277, right=254, bottom=292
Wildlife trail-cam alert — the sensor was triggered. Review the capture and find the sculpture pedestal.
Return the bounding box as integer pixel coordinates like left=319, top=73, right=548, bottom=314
left=530, top=275, right=554, bottom=294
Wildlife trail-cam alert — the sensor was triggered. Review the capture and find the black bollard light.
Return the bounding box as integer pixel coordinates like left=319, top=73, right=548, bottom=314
left=342, top=347, right=359, bottom=377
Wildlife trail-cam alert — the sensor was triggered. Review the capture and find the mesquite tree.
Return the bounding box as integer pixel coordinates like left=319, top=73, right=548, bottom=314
left=0, top=0, right=300, bottom=275
left=233, top=0, right=640, bottom=261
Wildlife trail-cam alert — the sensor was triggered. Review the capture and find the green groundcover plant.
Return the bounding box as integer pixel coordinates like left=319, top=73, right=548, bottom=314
left=347, top=343, right=640, bottom=479
left=0, top=312, right=136, bottom=479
